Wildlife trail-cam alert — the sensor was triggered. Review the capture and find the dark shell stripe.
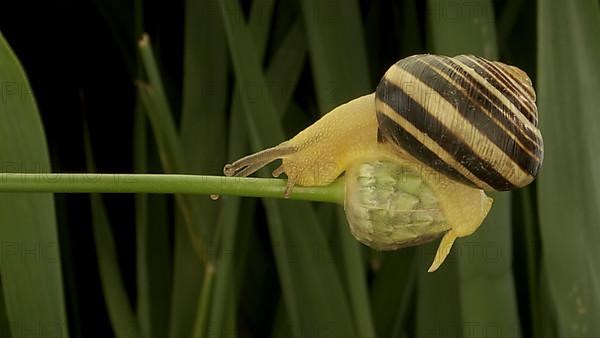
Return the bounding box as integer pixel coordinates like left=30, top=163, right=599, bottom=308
left=456, top=55, right=537, bottom=122
left=377, top=111, right=478, bottom=188
left=450, top=58, right=543, bottom=148
left=463, top=55, right=538, bottom=122
left=481, top=58, right=538, bottom=123
left=376, top=77, right=517, bottom=190
left=413, top=57, right=541, bottom=176
left=436, top=57, right=543, bottom=151
left=457, top=55, right=538, bottom=126
left=495, top=62, right=536, bottom=100
left=479, top=57, right=537, bottom=109
left=377, top=99, right=494, bottom=190
left=420, top=56, right=537, bottom=151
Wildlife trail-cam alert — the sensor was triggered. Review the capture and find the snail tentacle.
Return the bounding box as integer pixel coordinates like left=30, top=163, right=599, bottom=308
left=223, top=143, right=295, bottom=177
left=222, top=142, right=300, bottom=197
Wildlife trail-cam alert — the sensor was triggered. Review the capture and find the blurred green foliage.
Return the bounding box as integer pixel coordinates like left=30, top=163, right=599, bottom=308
left=0, top=0, right=599, bottom=337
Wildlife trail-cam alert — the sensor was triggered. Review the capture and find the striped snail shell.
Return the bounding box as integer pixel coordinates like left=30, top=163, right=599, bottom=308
left=376, top=54, right=543, bottom=191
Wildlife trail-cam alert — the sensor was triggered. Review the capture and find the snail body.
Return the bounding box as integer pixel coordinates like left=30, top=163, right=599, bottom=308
left=224, top=54, right=543, bottom=271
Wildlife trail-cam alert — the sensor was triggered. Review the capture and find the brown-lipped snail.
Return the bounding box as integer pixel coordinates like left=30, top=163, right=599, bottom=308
left=223, top=54, right=543, bottom=271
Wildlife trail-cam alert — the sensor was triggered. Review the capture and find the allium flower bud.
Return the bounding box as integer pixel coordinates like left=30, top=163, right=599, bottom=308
left=343, top=159, right=493, bottom=272
left=344, top=160, right=450, bottom=251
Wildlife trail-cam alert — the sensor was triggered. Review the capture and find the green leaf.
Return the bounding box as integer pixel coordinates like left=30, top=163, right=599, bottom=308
left=205, top=0, right=277, bottom=334
left=335, top=211, right=376, bottom=338
left=180, top=0, right=229, bottom=217
left=0, top=32, right=69, bottom=337
left=456, top=194, right=522, bottom=337
left=265, top=19, right=307, bottom=114
left=138, top=33, right=212, bottom=337
left=92, top=0, right=137, bottom=73
left=138, top=35, right=186, bottom=174
left=538, top=265, right=559, bottom=338
left=132, top=3, right=171, bottom=336
left=84, top=129, right=141, bottom=338
left=134, top=103, right=171, bottom=338
left=426, top=0, right=498, bottom=57
left=0, top=282, right=10, bottom=337
left=416, top=245, right=462, bottom=338
left=513, top=186, right=543, bottom=338
left=213, top=15, right=306, bottom=336
left=299, top=0, right=370, bottom=112
left=201, top=197, right=239, bottom=338
left=370, top=250, right=417, bottom=338
left=537, top=0, right=600, bottom=335
left=217, top=0, right=357, bottom=336
left=137, top=35, right=210, bottom=286
left=169, top=0, right=231, bottom=335
left=168, top=219, right=205, bottom=338
left=191, top=263, right=216, bottom=338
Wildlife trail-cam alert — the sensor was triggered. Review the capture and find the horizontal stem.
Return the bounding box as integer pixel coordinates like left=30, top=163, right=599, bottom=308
left=0, top=173, right=344, bottom=204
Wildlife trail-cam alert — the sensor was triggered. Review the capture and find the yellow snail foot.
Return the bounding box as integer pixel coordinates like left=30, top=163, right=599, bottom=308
left=428, top=230, right=458, bottom=272
left=424, top=177, right=494, bottom=272
left=271, top=164, right=297, bottom=198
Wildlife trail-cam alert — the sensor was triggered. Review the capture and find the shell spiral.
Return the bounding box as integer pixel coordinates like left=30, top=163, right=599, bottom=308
left=375, top=54, right=543, bottom=191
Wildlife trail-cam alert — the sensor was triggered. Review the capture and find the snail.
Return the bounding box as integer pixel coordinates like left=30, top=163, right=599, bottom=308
left=224, top=54, right=543, bottom=271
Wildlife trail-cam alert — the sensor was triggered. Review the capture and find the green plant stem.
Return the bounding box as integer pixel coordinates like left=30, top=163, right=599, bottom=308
left=0, top=173, right=344, bottom=204
left=192, top=263, right=215, bottom=338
